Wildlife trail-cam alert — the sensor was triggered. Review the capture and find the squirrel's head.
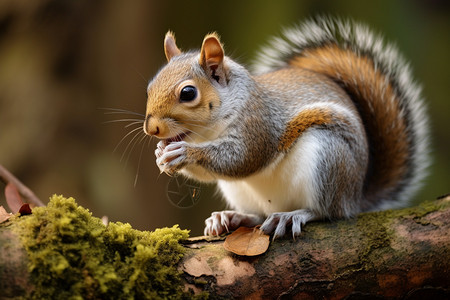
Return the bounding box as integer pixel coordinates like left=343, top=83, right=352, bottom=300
left=144, top=31, right=227, bottom=143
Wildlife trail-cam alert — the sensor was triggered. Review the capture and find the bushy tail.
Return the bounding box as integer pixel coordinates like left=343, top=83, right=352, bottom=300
left=253, top=17, right=429, bottom=208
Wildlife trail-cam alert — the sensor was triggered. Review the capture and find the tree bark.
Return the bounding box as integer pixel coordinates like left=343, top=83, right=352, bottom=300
left=1, top=196, right=450, bottom=299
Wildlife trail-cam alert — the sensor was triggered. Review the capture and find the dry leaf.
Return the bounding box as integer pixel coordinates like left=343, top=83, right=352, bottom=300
left=18, top=203, right=32, bottom=215
left=5, top=182, right=24, bottom=214
left=223, top=227, right=270, bottom=256
left=0, top=206, right=12, bottom=224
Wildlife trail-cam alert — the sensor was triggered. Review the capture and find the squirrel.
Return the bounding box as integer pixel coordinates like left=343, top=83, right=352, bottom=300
left=144, top=17, right=429, bottom=239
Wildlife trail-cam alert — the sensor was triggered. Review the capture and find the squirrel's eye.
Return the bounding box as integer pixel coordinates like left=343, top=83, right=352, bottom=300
left=179, top=85, right=197, bottom=102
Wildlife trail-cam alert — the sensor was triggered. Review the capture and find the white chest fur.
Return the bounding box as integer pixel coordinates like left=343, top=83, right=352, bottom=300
left=217, top=130, right=322, bottom=216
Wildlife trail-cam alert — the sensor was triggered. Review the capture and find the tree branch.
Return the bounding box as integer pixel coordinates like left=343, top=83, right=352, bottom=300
left=0, top=164, right=45, bottom=207
left=1, top=197, right=449, bottom=299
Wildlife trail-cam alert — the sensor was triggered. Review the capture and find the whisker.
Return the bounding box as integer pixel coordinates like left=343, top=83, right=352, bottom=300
left=170, top=121, right=210, bottom=141
left=103, top=118, right=144, bottom=125
left=181, top=121, right=209, bottom=129
left=100, top=107, right=141, bottom=113
left=125, top=131, right=147, bottom=165
left=183, top=127, right=210, bottom=141
left=182, top=122, right=209, bottom=129
left=183, top=121, right=217, bottom=134
left=134, top=135, right=151, bottom=187
left=186, top=129, right=208, bottom=140
left=102, top=107, right=153, bottom=185
left=186, top=120, right=228, bottom=139
left=113, top=126, right=143, bottom=154
left=147, top=136, right=153, bottom=149
left=100, top=107, right=145, bottom=117
left=121, top=129, right=145, bottom=163
left=103, top=111, right=145, bottom=117
left=130, top=65, right=149, bottom=85
left=124, top=121, right=144, bottom=129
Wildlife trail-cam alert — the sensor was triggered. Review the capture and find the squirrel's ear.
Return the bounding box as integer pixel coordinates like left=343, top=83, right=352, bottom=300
left=164, top=31, right=181, bottom=62
left=199, top=33, right=226, bottom=84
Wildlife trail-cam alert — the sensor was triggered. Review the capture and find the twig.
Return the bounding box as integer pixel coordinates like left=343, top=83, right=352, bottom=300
left=0, top=164, right=45, bottom=207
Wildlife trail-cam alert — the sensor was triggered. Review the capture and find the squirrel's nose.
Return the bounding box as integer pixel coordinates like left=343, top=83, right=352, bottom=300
left=144, top=117, right=164, bottom=137
left=146, top=126, right=159, bottom=136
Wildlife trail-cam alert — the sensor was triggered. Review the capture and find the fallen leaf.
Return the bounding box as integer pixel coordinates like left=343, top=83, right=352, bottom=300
left=0, top=206, right=12, bottom=224
left=18, top=203, right=32, bottom=215
left=5, top=182, right=24, bottom=214
left=223, top=227, right=270, bottom=256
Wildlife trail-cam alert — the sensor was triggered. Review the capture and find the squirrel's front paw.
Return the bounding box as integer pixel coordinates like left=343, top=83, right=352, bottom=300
left=155, top=141, right=189, bottom=176
left=204, top=211, right=263, bottom=236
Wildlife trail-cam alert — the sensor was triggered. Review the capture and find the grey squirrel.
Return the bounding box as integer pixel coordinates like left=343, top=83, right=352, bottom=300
left=144, top=17, right=429, bottom=239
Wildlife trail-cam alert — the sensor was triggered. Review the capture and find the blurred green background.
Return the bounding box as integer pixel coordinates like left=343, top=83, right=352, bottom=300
left=0, top=0, right=448, bottom=236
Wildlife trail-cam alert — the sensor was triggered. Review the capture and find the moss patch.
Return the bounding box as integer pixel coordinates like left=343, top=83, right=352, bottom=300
left=10, top=195, right=192, bottom=299
left=354, top=199, right=448, bottom=272
left=356, top=210, right=392, bottom=272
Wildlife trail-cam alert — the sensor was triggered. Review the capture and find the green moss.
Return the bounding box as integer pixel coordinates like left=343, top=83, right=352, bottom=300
left=356, top=210, right=392, bottom=271
left=355, top=199, right=447, bottom=272
left=10, top=195, right=192, bottom=299
left=398, top=200, right=444, bottom=225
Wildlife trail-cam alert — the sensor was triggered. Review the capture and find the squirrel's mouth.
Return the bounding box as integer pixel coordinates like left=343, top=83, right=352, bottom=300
left=164, top=132, right=189, bottom=144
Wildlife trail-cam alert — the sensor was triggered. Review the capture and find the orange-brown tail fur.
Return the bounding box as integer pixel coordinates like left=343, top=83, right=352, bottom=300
left=253, top=17, right=429, bottom=207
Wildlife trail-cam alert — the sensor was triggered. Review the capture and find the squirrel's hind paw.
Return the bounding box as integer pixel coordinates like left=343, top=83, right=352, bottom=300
left=261, top=209, right=318, bottom=240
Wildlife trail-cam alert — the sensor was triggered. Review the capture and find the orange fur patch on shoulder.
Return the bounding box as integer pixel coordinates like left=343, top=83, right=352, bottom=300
left=278, top=108, right=334, bottom=151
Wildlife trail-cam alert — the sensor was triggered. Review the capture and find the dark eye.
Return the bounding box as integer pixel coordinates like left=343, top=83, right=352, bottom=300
left=179, top=85, right=197, bottom=102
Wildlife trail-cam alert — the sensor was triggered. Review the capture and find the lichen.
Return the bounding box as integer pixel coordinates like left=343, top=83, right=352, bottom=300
left=10, top=195, right=193, bottom=299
